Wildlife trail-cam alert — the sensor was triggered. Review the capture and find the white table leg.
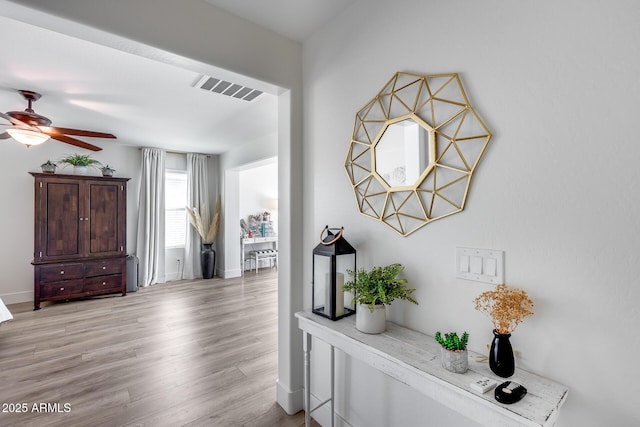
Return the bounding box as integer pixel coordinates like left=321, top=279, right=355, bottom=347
left=241, top=239, right=245, bottom=275
left=330, top=345, right=335, bottom=427
left=304, top=331, right=312, bottom=427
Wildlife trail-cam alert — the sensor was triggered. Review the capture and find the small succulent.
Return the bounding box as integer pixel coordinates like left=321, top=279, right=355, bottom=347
left=435, top=331, right=469, bottom=351
left=40, top=160, right=57, bottom=173
left=101, top=165, right=115, bottom=176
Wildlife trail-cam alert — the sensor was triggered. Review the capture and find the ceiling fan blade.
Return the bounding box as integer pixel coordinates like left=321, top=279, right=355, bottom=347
left=0, top=112, right=12, bottom=123
left=39, top=126, right=116, bottom=139
left=0, top=112, right=32, bottom=128
left=49, top=133, right=103, bottom=152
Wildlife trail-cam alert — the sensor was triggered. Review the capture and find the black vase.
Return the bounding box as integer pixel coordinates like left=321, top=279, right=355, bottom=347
left=201, top=244, right=215, bottom=279
left=489, top=330, right=515, bottom=378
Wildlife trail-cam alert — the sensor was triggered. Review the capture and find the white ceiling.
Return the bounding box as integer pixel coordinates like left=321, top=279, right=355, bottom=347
left=203, top=0, right=356, bottom=42
left=0, top=1, right=357, bottom=154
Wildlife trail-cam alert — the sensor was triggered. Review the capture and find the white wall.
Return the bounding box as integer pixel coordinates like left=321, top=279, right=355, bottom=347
left=0, top=140, right=141, bottom=304
left=239, top=160, right=278, bottom=233
left=303, top=0, right=640, bottom=426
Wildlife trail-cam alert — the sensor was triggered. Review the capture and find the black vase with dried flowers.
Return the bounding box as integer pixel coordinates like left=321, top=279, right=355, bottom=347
left=474, top=284, right=534, bottom=378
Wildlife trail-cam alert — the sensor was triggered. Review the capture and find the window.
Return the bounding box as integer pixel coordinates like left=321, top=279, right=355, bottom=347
left=165, top=170, right=188, bottom=248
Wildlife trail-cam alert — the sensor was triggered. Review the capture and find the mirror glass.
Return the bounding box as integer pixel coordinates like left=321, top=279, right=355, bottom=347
left=375, top=119, right=432, bottom=188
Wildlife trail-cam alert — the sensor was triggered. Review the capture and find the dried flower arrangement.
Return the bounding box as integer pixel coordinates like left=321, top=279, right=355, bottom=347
left=186, top=196, right=221, bottom=244
left=473, top=284, right=534, bottom=334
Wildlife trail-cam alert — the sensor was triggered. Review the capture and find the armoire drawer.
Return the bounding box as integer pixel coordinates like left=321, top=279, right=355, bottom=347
left=38, top=264, right=85, bottom=282
left=84, top=259, right=123, bottom=277
left=84, top=275, right=122, bottom=293
left=40, top=280, right=84, bottom=299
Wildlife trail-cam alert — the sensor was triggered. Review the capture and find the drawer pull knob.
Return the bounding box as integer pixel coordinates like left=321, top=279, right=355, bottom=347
left=102, top=282, right=106, bottom=285
left=60, top=271, right=64, bottom=274
left=60, top=287, right=65, bottom=291
left=102, top=266, right=106, bottom=270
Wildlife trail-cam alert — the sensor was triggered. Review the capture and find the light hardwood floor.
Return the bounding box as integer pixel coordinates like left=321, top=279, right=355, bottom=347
left=0, top=270, right=317, bottom=427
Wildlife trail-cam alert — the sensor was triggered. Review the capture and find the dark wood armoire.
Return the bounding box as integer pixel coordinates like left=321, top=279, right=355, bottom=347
left=31, top=172, right=130, bottom=310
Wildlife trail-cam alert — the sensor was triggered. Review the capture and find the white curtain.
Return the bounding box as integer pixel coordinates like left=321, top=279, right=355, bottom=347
left=183, top=153, right=209, bottom=279
left=136, top=148, right=166, bottom=286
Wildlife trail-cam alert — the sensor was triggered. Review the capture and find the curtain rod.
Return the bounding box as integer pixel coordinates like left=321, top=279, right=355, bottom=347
left=138, top=147, right=211, bottom=158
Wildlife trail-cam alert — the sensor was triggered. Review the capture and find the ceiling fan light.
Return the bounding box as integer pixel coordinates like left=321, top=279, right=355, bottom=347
left=7, top=128, right=50, bottom=146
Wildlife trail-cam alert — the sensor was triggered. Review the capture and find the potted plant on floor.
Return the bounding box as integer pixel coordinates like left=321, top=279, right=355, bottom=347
left=58, top=153, right=101, bottom=175
left=343, top=263, right=417, bottom=334
left=435, top=331, right=469, bottom=373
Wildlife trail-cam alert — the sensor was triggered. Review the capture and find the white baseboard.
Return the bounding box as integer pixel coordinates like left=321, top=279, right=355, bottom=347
left=0, top=291, right=32, bottom=305
left=276, top=380, right=304, bottom=415
left=165, top=271, right=182, bottom=282
left=221, top=268, right=242, bottom=279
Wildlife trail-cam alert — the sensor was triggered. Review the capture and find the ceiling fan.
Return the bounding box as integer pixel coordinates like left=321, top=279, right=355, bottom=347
left=0, top=90, right=116, bottom=151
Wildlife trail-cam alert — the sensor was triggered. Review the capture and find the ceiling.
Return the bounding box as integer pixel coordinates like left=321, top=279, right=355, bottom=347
left=203, top=0, right=356, bottom=42
left=0, top=0, right=357, bottom=155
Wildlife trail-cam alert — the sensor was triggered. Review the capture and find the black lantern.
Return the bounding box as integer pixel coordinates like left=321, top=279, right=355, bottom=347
left=312, top=226, right=356, bottom=320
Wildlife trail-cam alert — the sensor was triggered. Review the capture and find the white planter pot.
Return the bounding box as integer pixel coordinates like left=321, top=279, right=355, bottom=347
left=441, top=348, right=468, bottom=373
left=73, top=166, right=88, bottom=175
left=356, top=303, right=386, bottom=334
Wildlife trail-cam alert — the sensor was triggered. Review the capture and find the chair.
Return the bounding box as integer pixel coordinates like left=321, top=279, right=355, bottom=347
left=249, top=249, right=278, bottom=273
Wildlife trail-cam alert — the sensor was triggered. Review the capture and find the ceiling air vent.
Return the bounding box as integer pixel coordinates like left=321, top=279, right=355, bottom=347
left=194, top=75, right=263, bottom=101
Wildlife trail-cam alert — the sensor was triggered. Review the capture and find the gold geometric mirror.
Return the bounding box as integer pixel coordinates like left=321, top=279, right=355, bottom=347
left=345, top=72, right=492, bottom=236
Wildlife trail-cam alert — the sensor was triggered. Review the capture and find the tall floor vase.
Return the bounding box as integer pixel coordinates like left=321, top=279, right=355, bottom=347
left=201, top=244, right=215, bottom=279
left=489, top=330, right=515, bottom=378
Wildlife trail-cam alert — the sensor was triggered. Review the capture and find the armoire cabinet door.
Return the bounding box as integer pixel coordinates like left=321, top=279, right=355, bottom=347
left=36, top=178, right=84, bottom=262
left=87, top=180, right=126, bottom=258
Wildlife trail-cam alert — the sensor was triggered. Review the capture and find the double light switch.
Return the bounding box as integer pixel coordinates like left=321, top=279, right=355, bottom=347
left=456, top=247, right=504, bottom=284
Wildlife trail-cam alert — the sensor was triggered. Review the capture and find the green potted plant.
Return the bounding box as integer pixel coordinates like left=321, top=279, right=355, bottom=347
left=343, top=263, right=417, bottom=334
left=58, top=153, right=101, bottom=175
left=40, top=160, right=57, bottom=174
left=435, top=331, right=469, bottom=373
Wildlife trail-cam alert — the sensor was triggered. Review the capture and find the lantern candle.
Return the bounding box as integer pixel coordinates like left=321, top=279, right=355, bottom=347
left=325, top=272, right=344, bottom=317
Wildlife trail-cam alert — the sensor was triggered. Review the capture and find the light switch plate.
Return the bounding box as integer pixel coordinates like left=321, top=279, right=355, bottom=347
left=456, top=247, right=504, bottom=284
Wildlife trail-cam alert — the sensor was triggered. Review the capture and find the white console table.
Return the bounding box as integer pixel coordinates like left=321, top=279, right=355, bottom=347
left=296, top=310, right=568, bottom=427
